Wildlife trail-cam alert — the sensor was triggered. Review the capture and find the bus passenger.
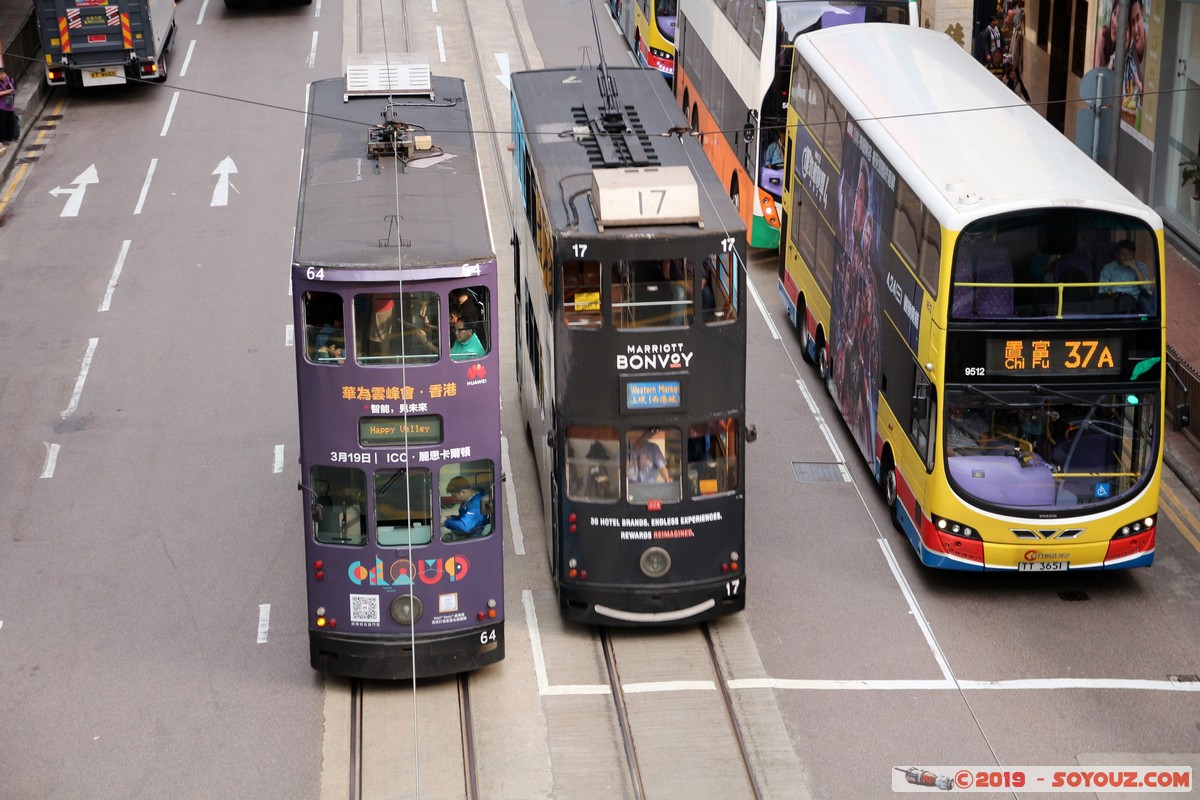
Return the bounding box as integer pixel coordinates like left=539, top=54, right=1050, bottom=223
left=628, top=430, right=670, bottom=483
left=1099, top=239, right=1153, bottom=313
left=450, top=322, right=486, bottom=360
left=442, top=477, right=488, bottom=540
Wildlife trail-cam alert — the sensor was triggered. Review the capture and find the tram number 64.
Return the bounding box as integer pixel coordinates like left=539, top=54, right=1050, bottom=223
left=479, top=629, right=498, bottom=645
left=305, top=267, right=325, bottom=280
left=725, top=578, right=741, bottom=597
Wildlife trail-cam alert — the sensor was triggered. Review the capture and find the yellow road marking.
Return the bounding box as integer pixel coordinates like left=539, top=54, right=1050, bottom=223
left=1161, top=482, right=1200, bottom=554
left=0, top=97, right=67, bottom=216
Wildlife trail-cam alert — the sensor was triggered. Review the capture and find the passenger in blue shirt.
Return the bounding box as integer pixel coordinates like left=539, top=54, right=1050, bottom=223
left=442, top=476, right=488, bottom=540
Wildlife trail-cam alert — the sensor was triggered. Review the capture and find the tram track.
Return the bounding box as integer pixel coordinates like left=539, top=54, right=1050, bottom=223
left=343, top=674, right=480, bottom=800
left=600, top=624, right=766, bottom=800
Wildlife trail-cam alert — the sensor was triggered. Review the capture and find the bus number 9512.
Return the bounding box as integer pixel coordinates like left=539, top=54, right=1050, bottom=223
left=964, top=367, right=986, bottom=377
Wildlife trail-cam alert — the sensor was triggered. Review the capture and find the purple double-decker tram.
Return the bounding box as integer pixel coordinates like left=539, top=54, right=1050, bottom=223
left=291, top=74, right=503, bottom=679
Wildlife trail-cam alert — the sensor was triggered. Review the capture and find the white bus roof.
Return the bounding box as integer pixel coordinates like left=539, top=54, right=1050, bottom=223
left=795, top=24, right=1162, bottom=232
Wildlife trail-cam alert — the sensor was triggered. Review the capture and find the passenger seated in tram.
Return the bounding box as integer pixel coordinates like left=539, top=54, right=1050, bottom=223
left=450, top=321, right=486, bottom=360
left=442, top=476, right=490, bottom=541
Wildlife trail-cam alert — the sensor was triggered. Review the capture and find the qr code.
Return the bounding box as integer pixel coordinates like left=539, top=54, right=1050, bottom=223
left=349, top=594, right=380, bottom=624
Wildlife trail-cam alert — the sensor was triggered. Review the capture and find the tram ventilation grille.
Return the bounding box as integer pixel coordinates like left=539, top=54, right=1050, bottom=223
left=1056, top=590, right=1091, bottom=602
left=572, top=104, right=659, bottom=168
left=790, top=462, right=849, bottom=483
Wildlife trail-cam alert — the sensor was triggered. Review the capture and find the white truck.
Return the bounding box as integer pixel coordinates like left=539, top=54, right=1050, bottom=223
left=34, top=0, right=176, bottom=87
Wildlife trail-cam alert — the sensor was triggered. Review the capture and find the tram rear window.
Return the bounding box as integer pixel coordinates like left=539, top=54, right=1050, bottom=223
left=359, top=416, right=443, bottom=447
left=355, top=291, right=441, bottom=365
left=302, top=290, right=346, bottom=365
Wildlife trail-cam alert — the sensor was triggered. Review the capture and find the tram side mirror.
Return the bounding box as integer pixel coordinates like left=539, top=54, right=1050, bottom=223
left=1175, top=403, right=1190, bottom=431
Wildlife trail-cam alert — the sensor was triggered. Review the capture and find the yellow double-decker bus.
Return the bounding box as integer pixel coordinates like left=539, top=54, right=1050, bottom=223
left=780, top=25, right=1177, bottom=571
left=611, top=0, right=678, bottom=79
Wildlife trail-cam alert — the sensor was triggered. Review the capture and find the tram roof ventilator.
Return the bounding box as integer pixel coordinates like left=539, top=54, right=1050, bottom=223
left=343, top=54, right=439, bottom=161
left=573, top=63, right=701, bottom=230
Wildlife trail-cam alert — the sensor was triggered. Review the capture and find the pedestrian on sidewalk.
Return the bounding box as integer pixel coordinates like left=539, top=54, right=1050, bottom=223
left=0, top=67, right=18, bottom=144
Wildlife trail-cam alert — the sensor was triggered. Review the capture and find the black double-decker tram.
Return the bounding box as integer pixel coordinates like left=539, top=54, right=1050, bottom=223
left=510, top=64, right=749, bottom=625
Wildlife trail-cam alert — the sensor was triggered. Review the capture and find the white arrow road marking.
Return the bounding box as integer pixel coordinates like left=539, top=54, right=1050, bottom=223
left=211, top=157, right=239, bottom=207
left=495, top=53, right=510, bottom=90
left=49, top=164, right=99, bottom=217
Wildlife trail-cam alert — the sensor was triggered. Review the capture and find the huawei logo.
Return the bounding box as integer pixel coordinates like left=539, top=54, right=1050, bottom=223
left=467, top=363, right=486, bottom=380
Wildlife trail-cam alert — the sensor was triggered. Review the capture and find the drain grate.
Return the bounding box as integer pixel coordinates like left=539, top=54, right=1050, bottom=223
left=791, top=462, right=849, bottom=483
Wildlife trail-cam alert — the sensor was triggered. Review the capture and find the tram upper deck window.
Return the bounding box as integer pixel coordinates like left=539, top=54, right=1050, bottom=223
left=375, top=468, right=433, bottom=546
left=566, top=425, right=620, bottom=503
left=627, top=427, right=682, bottom=504
left=449, top=285, right=490, bottom=360
left=355, top=291, right=441, bottom=365
left=310, top=465, right=367, bottom=546
left=612, top=259, right=693, bottom=329
left=563, top=260, right=602, bottom=328
left=440, top=459, right=496, bottom=541
left=703, top=252, right=739, bottom=323
left=303, top=290, right=346, bottom=365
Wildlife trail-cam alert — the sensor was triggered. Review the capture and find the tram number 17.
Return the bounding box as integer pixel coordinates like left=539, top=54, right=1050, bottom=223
left=725, top=578, right=741, bottom=597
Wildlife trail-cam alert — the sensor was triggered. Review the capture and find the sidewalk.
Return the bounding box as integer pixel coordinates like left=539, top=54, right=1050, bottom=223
left=1162, top=239, right=1200, bottom=501
left=0, top=65, right=51, bottom=186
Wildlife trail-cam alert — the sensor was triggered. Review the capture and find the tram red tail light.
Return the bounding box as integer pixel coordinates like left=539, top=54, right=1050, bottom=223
left=314, top=560, right=324, bottom=569
left=568, top=513, right=577, bottom=523
left=315, top=570, right=325, bottom=580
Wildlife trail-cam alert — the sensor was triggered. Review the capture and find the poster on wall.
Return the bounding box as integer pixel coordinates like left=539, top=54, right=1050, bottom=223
left=1094, top=0, right=1162, bottom=145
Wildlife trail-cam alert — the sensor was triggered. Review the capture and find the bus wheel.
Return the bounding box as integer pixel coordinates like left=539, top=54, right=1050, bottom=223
left=817, top=340, right=831, bottom=394
left=882, top=456, right=903, bottom=532
left=798, top=297, right=815, bottom=364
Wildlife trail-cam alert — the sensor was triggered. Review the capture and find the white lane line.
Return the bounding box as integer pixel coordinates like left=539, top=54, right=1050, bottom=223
left=133, top=159, right=156, bottom=215
left=196, top=0, right=210, bottom=25
left=314, top=0, right=321, bottom=17
left=307, top=31, right=319, bottom=68
left=502, top=435, right=524, bottom=555
left=285, top=324, right=294, bottom=347
left=274, top=445, right=286, bottom=473
left=436, top=27, right=446, bottom=62
left=747, top=272, right=780, bottom=340
left=796, top=377, right=850, bottom=480
left=99, top=239, right=131, bottom=312
left=256, top=604, right=271, bottom=643
left=160, top=92, right=180, bottom=137
left=40, top=443, right=61, bottom=479
left=61, top=338, right=99, bottom=419
left=878, top=538, right=955, bottom=682
left=180, top=40, right=196, bottom=77
left=522, top=589, right=551, bottom=696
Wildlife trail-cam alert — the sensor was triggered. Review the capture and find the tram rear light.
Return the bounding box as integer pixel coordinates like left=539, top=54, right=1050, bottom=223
left=314, top=560, right=324, bottom=569
left=314, top=570, right=324, bottom=580
left=568, top=513, right=577, bottom=523
left=487, top=609, right=497, bottom=618
left=580, top=570, right=588, bottom=579
left=477, top=612, right=486, bottom=621
left=569, top=524, right=577, bottom=533
left=568, top=568, right=578, bottom=578
left=328, top=619, right=336, bottom=628
left=317, top=617, right=326, bottom=627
